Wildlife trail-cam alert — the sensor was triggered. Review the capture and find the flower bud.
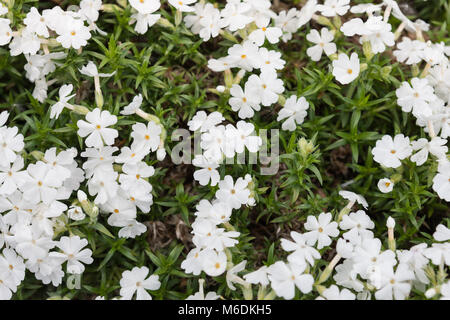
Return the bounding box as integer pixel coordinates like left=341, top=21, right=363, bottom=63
left=387, top=216, right=395, bottom=228
left=298, top=138, right=315, bottom=158
left=425, top=288, right=436, bottom=299
left=157, top=147, right=166, bottom=161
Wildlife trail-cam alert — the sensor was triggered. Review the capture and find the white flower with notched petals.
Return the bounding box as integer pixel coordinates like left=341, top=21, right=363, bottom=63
left=332, top=52, right=360, bottom=85
left=267, top=261, right=314, bottom=300
left=316, top=0, right=350, bottom=17
left=410, top=137, right=448, bottom=166
left=306, top=28, right=336, bottom=61
left=277, top=95, right=309, bottom=131
left=220, top=1, right=253, bottom=32
left=258, top=47, right=286, bottom=73
left=371, top=134, right=412, bottom=168
left=229, top=84, right=261, bottom=119
left=281, top=231, right=321, bottom=266
left=192, top=155, right=220, bottom=186
left=119, top=266, right=160, bottom=300
left=77, top=108, right=118, bottom=148
left=216, top=175, right=250, bottom=210
left=227, top=41, right=261, bottom=72
left=396, top=78, right=436, bottom=118
left=248, top=20, right=282, bottom=46
left=50, top=236, right=93, bottom=274
left=202, top=250, right=227, bottom=277
left=23, top=7, right=49, bottom=38
left=56, top=18, right=91, bottom=49
left=246, top=70, right=284, bottom=107
left=304, top=212, right=339, bottom=249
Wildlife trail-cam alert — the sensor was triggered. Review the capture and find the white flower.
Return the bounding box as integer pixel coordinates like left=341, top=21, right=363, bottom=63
left=80, top=0, right=103, bottom=22
left=374, top=264, right=415, bottom=300
left=248, top=20, right=282, bottom=46
left=192, top=155, right=220, bottom=186
left=13, top=225, right=55, bottom=261
left=243, top=266, right=270, bottom=286
left=332, top=52, right=360, bottom=85
left=9, top=29, right=40, bottom=56
left=131, top=12, right=161, bottom=34
left=77, top=108, right=118, bottom=148
left=274, top=8, right=298, bottom=42
left=232, top=121, right=262, bottom=153
left=202, top=250, right=227, bottom=276
left=192, top=219, right=239, bottom=251
left=360, top=17, right=394, bottom=54
left=277, top=95, right=309, bottom=131
left=340, top=210, right=374, bottom=244
left=56, top=18, right=91, bottom=49
left=433, top=224, right=450, bottom=242
left=188, top=111, right=224, bottom=132
left=0, top=18, right=12, bottom=46
left=220, top=1, right=253, bottom=32
left=131, top=121, right=161, bottom=152
left=227, top=41, right=261, bottom=72
left=316, top=0, right=350, bottom=17
left=281, top=231, right=321, bottom=266
left=258, top=47, right=286, bottom=73
left=0, top=156, right=28, bottom=195
left=119, top=162, right=154, bottom=192
left=432, top=159, right=450, bottom=201
left=88, top=167, right=119, bottom=204
left=440, top=282, right=450, bottom=300
left=216, top=175, right=250, bottom=209
left=352, top=238, right=397, bottom=280
left=181, top=248, right=205, bottom=276
left=119, top=266, right=161, bottom=300
left=23, top=7, right=49, bottom=38
left=338, top=190, right=369, bottom=209
left=117, top=219, right=147, bottom=239
left=21, top=161, right=62, bottom=204
left=397, top=243, right=429, bottom=284
left=79, top=61, right=116, bottom=78
left=67, top=205, right=85, bottom=221
left=0, top=248, right=25, bottom=287
left=267, top=261, right=314, bottom=300
left=410, top=137, right=448, bottom=166
left=50, top=236, right=93, bottom=274
left=121, top=94, right=143, bottom=115
left=129, top=0, right=160, bottom=14
left=424, top=243, right=450, bottom=266
left=371, top=134, right=412, bottom=168
left=229, top=83, right=261, bottom=119
left=393, top=37, right=426, bottom=65
left=303, top=212, right=339, bottom=249
left=396, top=78, right=436, bottom=118
left=50, top=84, right=75, bottom=119
left=194, top=199, right=232, bottom=225
left=226, top=260, right=247, bottom=291
left=0, top=4, right=7, bottom=16
left=378, top=178, right=394, bottom=193
left=316, top=285, right=356, bottom=300
left=169, top=0, right=196, bottom=12
left=306, top=28, right=336, bottom=61
left=246, top=70, right=284, bottom=107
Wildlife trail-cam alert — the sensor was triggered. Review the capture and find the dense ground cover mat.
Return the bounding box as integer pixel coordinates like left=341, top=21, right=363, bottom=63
left=0, top=0, right=449, bottom=300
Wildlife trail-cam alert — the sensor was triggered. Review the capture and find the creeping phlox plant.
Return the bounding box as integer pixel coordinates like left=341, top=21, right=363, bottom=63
left=0, top=0, right=448, bottom=300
